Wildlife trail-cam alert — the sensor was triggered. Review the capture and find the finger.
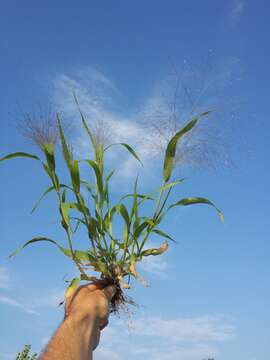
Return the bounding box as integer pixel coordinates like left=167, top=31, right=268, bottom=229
left=92, top=329, right=101, bottom=351
left=86, top=279, right=111, bottom=292
left=100, top=318, right=109, bottom=331
left=103, top=284, right=116, bottom=300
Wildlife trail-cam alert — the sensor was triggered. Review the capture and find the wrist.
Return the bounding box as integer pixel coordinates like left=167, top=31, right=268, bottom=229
left=64, top=313, right=98, bottom=351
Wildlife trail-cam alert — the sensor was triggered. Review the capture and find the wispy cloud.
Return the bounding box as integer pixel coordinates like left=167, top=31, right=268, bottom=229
left=0, top=267, right=10, bottom=289
left=33, top=288, right=65, bottom=308
left=94, top=314, right=235, bottom=360
left=230, top=0, right=244, bottom=25
left=53, top=69, right=149, bottom=184
left=0, top=267, right=39, bottom=314
left=133, top=315, right=235, bottom=342
left=95, top=347, right=122, bottom=360
left=0, top=294, right=39, bottom=315
left=1, top=352, right=17, bottom=360
left=131, top=343, right=218, bottom=360
left=52, top=62, right=239, bottom=187
left=139, top=256, right=170, bottom=279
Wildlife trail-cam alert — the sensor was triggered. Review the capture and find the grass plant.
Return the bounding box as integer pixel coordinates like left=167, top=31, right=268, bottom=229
left=15, top=345, right=37, bottom=360
left=1, top=100, right=223, bottom=311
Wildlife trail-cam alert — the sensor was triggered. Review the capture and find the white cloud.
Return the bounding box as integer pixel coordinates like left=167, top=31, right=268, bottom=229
left=231, top=0, right=244, bottom=16
left=52, top=63, right=238, bottom=187
left=95, top=347, right=121, bottom=360
left=41, top=337, right=50, bottom=346
left=132, top=315, right=235, bottom=342
left=139, top=256, right=169, bottom=279
left=131, top=343, right=218, bottom=360
left=93, top=314, right=235, bottom=360
left=0, top=294, right=39, bottom=315
left=53, top=69, right=150, bottom=183
left=34, top=288, right=65, bottom=308
left=1, top=353, right=17, bottom=360
left=230, top=0, right=244, bottom=24
left=0, top=267, right=10, bottom=289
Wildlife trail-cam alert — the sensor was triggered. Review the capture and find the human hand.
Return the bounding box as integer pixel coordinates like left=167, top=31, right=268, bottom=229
left=64, top=280, right=116, bottom=351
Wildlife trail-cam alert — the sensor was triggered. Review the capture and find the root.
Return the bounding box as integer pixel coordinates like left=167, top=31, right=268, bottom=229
left=108, top=280, right=137, bottom=314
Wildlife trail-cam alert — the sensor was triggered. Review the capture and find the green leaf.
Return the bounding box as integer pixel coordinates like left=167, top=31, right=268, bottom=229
left=42, top=143, right=56, bottom=171
left=65, top=277, right=80, bottom=299
left=131, top=176, right=139, bottom=221
left=135, top=180, right=184, bottom=208
left=133, top=217, right=140, bottom=233
left=57, top=114, right=71, bottom=166
left=120, top=193, right=155, bottom=201
left=61, top=248, right=96, bottom=262
left=9, top=237, right=62, bottom=258
left=163, top=111, right=211, bottom=182
left=82, top=160, right=103, bottom=199
left=116, top=204, right=130, bottom=228
left=97, top=260, right=108, bottom=275
left=152, top=229, right=176, bottom=242
left=81, top=180, right=98, bottom=202
left=70, top=160, right=80, bottom=193
left=104, top=170, right=115, bottom=204
left=106, top=170, right=115, bottom=183
left=157, top=179, right=185, bottom=192
left=88, top=217, right=98, bottom=239
left=57, top=117, right=82, bottom=195
left=60, top=202, right=71, bottom=228
left=31, top=186, right=55, bottom=213
left=133, top=220, right=149, bottom=239
left=69, top=202, right=90, bottom=217
left=31, top=184, right=71, bottom=213
left=105, top=143, right=143, bottom=166
left=168, top=196, right=224, bottom=222
left=123, top=223, right=129, bottom=244
left=9, top=236, right=96, bottom=263
left=72, top=218, right=81, bottom=233
left=74, top=95, right=97, bottom=150
left=0, top=152, right=40, bottom=162
left=119, top=143, right=143, bottom=166
left=62, top=189, right=67, bottom=203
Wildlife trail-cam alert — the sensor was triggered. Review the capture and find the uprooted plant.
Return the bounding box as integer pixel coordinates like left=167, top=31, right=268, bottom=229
left=0, top=99, right=223, bottom=312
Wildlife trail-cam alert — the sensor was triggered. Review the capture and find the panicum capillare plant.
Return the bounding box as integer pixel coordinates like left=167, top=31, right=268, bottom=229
left=1, top=97, right=223, bottom=312
left=15, top=345, right=37, bottom=360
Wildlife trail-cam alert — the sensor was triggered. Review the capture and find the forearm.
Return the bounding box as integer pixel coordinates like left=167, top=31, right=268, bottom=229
left=39, top=316, right=96, bottom=360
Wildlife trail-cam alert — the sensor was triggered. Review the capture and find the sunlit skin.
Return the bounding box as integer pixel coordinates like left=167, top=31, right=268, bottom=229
left=39, top=281, right=116, bottom=360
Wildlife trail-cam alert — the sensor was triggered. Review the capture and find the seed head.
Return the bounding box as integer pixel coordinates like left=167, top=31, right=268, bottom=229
left=19, top=108, right=59, bottom=150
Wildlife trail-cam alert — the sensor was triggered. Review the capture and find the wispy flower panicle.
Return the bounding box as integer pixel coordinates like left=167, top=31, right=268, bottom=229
left=19, top=109, right=59, bottom=150
left=145, top=117, right=221, bottom=169
left=138, top=71, right=230, bottom=170
left=90, top=117, right=112, bottom=149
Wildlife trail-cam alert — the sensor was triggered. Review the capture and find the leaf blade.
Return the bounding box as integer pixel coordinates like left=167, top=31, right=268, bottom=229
left=82, top=160, right=103, bottom=200
left=9, top=237, right=60, bottom=258
left=168, top=196, right=224, bottom=222
left=105, top=143, right=143, bottom=166
left=163, top=111, right=211, bottom=182
left=152, top=229, right=176, bottom=242
left=0, top=152, right=40, bottom=162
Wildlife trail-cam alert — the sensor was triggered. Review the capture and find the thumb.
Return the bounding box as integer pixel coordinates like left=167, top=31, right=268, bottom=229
left=103, top=284, right=116, bottom=301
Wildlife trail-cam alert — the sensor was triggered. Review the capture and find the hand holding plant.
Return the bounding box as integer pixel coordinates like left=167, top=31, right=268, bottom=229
left=39, top=281, right=115, bottom=360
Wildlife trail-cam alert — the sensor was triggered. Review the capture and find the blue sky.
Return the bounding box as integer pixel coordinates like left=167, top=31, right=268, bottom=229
left=1, top=1, right=270, bottom=359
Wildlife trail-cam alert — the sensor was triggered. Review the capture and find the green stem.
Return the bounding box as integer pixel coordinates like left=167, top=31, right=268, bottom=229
left=155, top=187, right=172, bottom=222
left=65, top=228, right=87, bottom=277
left=76, top=191, right=97, bottom=253
left=153, top=181, right=166, bottom=219
left=138, top=226, right=153, bottom=254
